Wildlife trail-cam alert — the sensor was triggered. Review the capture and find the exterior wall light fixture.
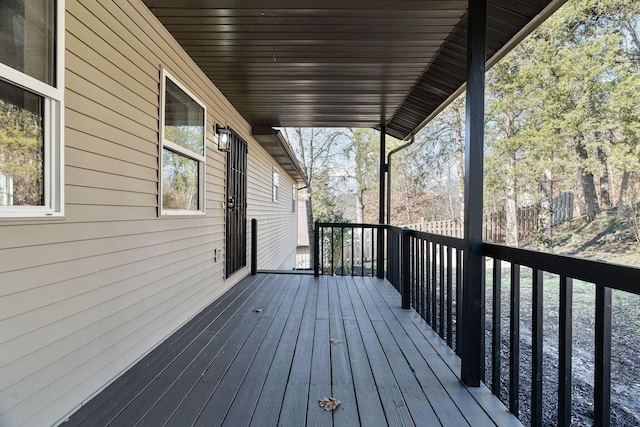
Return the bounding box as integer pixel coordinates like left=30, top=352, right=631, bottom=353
left=216, top=123, right=231, bottom=152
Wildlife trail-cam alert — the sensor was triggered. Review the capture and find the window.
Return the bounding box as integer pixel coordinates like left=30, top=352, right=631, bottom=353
left=0, top=0, right=64, bottom=217
left=292, top=183, right=297, bottom=213
left=160, top=70, right=206, bottom=214
left=272, top=167, right=280, bottom=201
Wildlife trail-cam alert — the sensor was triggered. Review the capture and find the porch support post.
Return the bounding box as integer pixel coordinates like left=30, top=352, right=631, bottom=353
left=314, top=220, right=320, bottom=277
left=379, top=125, right=386, bottom=225
left=460, top=0, right=487, bottom=387
left=251, top=218, right=257, bottom=275
left=377, top=126, right=386, bottom=279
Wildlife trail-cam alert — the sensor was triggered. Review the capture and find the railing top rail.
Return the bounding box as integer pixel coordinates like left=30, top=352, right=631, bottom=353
left=483, top=242, right=640, bottom=295
left=316, top=222, right=386, bottom=229
left=318, top=222, right=464, bottom=248
left=409, top=229, right=465, bottom=249
left=315, top=221, right=639, bottom=294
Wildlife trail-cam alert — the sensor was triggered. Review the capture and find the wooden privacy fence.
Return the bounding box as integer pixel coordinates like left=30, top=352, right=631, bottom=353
left=406, top=192, right=574, bottom=242
left=551, top=191, right=574, bottom=226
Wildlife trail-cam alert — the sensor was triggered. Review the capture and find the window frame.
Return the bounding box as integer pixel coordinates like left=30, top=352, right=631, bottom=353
left=0, top=0, right=65, bottom=219
left=272, top=167, right=280, bottom=202
left=159, top=69, right=207, bottom=216
left=292, top=183, right=297, bottom=213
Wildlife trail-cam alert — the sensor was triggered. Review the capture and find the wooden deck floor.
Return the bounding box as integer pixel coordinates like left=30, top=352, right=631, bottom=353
left=63, top=274, right=521, bottom=426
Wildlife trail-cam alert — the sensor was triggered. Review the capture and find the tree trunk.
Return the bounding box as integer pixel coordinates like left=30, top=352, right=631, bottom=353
left=453, top=102, right=465, bottom=225
left=505, top=155, right=519, bottom=247
left=576, top=141, right=599, bottom=222
left=306, top=196, right=315, bottom=267
left=617, top=170, right=630, bottom=221
left=539, top=168, right=553, bottom=246
left=598, top=147, right=611, bottom=209
left=356, top=189, right=364, bottom=224
left=403, top=169, right=412, bottom=225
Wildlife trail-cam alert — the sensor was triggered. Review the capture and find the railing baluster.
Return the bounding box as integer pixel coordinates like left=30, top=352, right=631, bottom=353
left=395, top=228, right=400, bottom=288
left=371, top=226, right=375, bottom=277
left=417, top=237, right=422, bottom=312
left=456, top=249, right=463, bottom=357
left=447, top=245, right=453, bottom=348
left=330, top=227, right=334, bottom=275
left=509, top=263, right=520, bottom=417
left=387, top=228, right=394, bottom=286
left=341, top=227, right=345, bottom=275
left=416, top=238, right=426, bottom=319
left=558, top=275, right=573, bottom=427
left=492, top=258, right=502, bottom=398
left=439, top=244, right=445, bottom=339
left=481, top=256, right=486, bottom=383
left=412, top=236, right=417, bottom=310
left=432, top=242, right=438, bottom=328
left=361, top=227, right=365, bottom=277
left=594, top=284, right=612, bottom=427
left=532, top=268, right=543, bottom=427
left=321, top=226, right=325, bottom=275
left=313, top=221, right=320, bottom=276
left=350, top=226, right=354, bottom=276
left=401, top=227, right=411, bottom=309
left=422, top=241, right=433, bottom=326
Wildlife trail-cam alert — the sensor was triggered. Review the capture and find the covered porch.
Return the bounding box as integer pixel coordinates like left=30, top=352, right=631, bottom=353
left=63, top=273, right=519, bottom=426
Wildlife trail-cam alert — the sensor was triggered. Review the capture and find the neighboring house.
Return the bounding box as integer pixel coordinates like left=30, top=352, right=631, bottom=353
left=0, top=1, right=304, bottom=426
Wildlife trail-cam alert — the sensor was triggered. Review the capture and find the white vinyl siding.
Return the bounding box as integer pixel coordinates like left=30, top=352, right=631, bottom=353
left=247, top=148, right=298, bottom=271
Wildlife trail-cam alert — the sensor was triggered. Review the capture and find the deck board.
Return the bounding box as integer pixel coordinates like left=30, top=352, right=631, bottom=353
left=328, top=277, right=360, bottom=426
left=345, top=280, right=416, bottom=426
left=222, top=275, right=303, bottom=426
left=279, top=274, right=318, bottom=426
left=62, top=275, right=263, bottom=427
left=123, top=274, right=278, bottom=426
left=63, top=273, right=522, bottom=427
left=249, top=276, right=310, bottom=427
left=307, top=276, right=332, bottom=427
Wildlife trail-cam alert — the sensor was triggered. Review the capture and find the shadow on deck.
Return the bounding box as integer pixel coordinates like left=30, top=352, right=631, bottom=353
left=63, top=274, right=520, bottom=426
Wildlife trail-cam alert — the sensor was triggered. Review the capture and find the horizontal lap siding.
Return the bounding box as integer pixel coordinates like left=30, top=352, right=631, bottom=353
left=247, top=143, right=298, bottom=271
left=0, top=0, right=297, bottom=426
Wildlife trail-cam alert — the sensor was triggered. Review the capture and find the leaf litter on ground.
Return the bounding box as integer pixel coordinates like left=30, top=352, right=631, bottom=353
left=319, top=397, right=341, bottom=411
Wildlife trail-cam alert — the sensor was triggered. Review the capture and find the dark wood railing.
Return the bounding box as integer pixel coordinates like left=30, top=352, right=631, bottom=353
left=482, top=243, right=640, bottom=426
left=400, top=228, right=465, bottom=353
left=313, top=221, right=640, bottom=427
left=313, top=221, right=386, bottom=277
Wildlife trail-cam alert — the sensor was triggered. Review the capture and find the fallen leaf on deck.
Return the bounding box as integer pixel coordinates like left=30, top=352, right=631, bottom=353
left=329, top=338, right=341, bottom=344
left=319, top=397, right=341, bottom=411
left=252, top=308, right=264, bottom=313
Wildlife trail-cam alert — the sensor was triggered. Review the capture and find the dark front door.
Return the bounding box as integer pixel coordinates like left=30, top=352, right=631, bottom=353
left=226, top=131, right=247, bottom=277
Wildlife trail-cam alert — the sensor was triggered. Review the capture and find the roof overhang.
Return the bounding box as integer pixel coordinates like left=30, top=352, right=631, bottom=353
left=252, top=127, right=308, bottom=184
left=144, top=0, right=567, bottom=141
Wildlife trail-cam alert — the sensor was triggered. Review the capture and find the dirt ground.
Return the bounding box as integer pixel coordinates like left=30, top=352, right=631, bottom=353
left=485, top=288, right=640, bottom=426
